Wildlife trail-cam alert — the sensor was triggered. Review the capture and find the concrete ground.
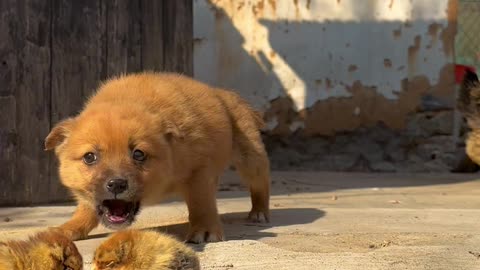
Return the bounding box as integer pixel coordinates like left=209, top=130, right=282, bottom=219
left=2, top=172, right=480, bottom=269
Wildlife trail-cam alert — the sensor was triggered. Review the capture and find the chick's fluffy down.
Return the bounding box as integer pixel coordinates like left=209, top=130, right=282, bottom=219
left=93, top=230, right=200, bottom=270
left=0, top=229, right=83, bottom=270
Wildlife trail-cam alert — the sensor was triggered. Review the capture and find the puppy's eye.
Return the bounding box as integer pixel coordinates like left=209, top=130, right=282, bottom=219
left=83, top=152, right=97, bottom=165
left=132, top=149, right=146, bottom=162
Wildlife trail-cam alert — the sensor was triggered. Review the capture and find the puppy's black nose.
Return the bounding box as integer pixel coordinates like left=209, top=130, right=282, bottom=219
left=106, top=179, right=128, bottom=195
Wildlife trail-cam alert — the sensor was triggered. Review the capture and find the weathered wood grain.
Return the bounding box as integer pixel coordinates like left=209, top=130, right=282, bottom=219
left=51, top=0, right=107, bottom=122
left=16, top=0, right=57, bottom=204
left=0, top=0, right=54, bottom=205
left=141, top=0, right=165, bottom=71
left=0, top=0, right=19, bottom=206
left=0, top=0, right=193, bottom=205
left=107, top=0, right=142, bottom=76
left=163, top=0, right=193, bottom=75
left=50, top=0, right=107, bottom=203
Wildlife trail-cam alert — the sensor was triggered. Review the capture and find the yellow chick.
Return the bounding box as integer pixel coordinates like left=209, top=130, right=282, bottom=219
left=0, top=228, right=83, bottom=270
left=92, top=230, right=200, bottom=270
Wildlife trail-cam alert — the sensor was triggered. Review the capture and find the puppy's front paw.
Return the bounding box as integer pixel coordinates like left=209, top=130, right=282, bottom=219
left=48, top=226, right=82, bottom=241
left=186, top=225, right=225, bottom=244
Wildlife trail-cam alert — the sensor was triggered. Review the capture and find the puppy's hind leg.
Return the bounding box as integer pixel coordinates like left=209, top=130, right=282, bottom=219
left=216, top=89, right=271, bottom=222
left=232, top=131, right=271, bottom=223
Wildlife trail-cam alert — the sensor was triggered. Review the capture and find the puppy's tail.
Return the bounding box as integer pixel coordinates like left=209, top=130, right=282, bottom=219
left=215, top=89, right=265, bottom=131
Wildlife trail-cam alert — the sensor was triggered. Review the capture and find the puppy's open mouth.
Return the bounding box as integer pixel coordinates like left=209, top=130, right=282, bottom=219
left=97, top=200, right=140, bottom=227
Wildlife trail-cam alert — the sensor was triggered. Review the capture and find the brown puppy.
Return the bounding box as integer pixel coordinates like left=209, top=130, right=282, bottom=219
left=0, top=229, right=83, bottom=270
left=92, top=230, right=200, bottom=270
left=45, top=72, right=270, bottom=243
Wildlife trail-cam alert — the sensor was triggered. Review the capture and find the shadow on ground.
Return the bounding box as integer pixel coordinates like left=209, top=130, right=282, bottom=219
left=79, top=208, right=324, bottom=252
left=216, top=171, right=480, bottom=199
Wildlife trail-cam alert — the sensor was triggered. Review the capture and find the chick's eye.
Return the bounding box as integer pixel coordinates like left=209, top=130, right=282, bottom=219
left=132, top=149, right=146, bottom=161
left=83, top=152, right=97, bottom=165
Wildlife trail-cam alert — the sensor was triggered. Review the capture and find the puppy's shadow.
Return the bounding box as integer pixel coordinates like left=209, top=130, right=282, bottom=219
left=149, top=208, right=325, bottom=252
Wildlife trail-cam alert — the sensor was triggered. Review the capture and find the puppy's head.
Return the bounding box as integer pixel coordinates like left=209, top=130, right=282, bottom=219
left=45, top=105, right=180, bottom=229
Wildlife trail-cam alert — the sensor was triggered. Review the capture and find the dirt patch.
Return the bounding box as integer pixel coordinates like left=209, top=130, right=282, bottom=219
left=262, top=232, right=471, bottom=253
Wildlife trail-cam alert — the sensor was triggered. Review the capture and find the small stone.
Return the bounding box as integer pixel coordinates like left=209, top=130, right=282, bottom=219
left=427, top=135, right=456, bottom=146
left=367, top=124, right=397, bottom=143
left=468, top=251, right=480, bottom=259
left=3, top=217, right=11, bottom=222
left=416, top=143, right=440, bottom=161
left=386, top=146, right=407, bottom=162
left=419, top=94, right=452, bottom=112
left=423, top=160, right=452, bottom=172
left=333, top=134, right=352, bottom=146
left=370, top=161, right=396, bottom=172
left=438, top=152, right=459, bottom=168
left=329, top=154, right=360, bottom=171
left=348, top=155, right=371, bottom=172
left=269, top=147, right=310, bottom=169
left=337, top=136, right=384, bottom=163
left=353, top=107, right=361, bottom=115
left=305, top=137, right=330, bottom=155
left=406, top=111, right=454, bottom=137
left=331, top=195, right=338, bottom=201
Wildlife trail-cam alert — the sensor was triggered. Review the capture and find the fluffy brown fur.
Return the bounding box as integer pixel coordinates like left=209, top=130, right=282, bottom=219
left=45, top=72, right=270, bottom=243
left=92, top=230, right=200, bottom=270
left=457, top=70, right=480, bottom=167
left=0, top=229, right=83, bottom=270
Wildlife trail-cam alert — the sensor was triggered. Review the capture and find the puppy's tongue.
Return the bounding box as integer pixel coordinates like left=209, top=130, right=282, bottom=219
left=108, top=214, right=127, bottom=223
left=104, top=200, right=130, bottom=223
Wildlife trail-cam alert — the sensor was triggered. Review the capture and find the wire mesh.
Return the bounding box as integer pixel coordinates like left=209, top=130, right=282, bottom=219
left=456, top=0, right=480, bottom=70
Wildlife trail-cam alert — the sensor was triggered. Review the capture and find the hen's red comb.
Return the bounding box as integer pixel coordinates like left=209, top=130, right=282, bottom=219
left=455, top=64, right=477, bottom=84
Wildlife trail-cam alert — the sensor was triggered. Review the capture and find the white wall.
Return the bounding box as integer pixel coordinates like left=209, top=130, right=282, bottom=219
left=193, top=0, right=456, bottom=135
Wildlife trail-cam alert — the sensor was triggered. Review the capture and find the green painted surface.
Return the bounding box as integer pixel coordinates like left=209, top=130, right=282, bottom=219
left=455, top=0, right=480, bottom=71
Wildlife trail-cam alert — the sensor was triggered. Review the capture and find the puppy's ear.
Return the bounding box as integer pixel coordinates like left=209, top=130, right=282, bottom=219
left=458, top=70, right=480, bottom=128
left=163, top=121, right=183, bottom=142
left=45, top=118, right=76, bottom=151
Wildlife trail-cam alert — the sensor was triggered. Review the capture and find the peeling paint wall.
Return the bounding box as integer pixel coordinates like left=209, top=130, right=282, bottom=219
left=193, top=0, right=458, bottom=136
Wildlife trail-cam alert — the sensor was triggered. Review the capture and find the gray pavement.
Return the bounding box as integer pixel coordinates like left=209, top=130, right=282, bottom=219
left=1, top=172, right=480, bottom=269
